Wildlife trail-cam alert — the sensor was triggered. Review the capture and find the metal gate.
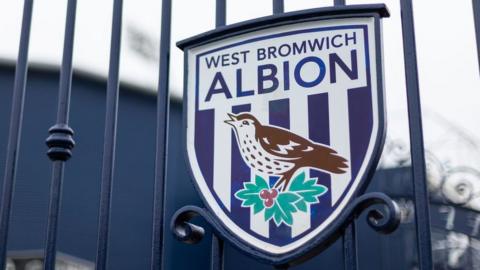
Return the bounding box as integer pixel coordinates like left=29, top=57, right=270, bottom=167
left=0, top=0, right=479, bottom=269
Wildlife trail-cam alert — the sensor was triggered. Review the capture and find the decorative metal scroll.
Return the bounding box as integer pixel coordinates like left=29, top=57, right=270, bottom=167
left=171, top=192, right=401, bottom=267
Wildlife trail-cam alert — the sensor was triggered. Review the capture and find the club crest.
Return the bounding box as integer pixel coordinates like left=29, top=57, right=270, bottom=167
left=226, top=112, right=347, bottom=226
left=179, top=10, right=387, bottom=262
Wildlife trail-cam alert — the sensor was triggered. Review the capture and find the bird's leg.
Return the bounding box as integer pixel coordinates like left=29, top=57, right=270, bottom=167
left=282, top=179, right=291, bottom=192
left=273, top=171, right=294, bottom=192
left=277, top=179, right=291, bottom=192
left=273, top=177, right=286, bottom=191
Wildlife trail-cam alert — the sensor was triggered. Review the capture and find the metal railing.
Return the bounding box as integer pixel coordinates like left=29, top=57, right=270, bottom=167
left=43, top=0, right=77, bottom=268
left=2, top=0, right=479, bottom=269
left=399, top=0, right=432, bottom=268
left=0, top=0, right=34, bottom=268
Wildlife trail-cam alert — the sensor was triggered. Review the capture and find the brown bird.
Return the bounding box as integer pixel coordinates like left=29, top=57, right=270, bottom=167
left=225, top=113, right=348, bottom=191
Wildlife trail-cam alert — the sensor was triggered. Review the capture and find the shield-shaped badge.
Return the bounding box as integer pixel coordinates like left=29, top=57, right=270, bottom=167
left=178, top=6, right=388, bottom=263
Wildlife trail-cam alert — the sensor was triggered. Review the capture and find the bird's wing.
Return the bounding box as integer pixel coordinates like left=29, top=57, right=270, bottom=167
left=257, top=126, right=318, bottom=158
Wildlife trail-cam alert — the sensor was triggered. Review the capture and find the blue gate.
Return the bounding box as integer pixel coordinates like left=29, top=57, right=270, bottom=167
left=0, top=0, right=479, bottom=269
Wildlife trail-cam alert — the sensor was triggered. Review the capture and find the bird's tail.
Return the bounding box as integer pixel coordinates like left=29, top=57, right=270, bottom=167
left=313, top=147, right=349, bottom=174
left=327, top=153, right=349, bottom=174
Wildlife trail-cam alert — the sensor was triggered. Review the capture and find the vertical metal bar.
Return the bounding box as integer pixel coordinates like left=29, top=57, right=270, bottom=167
left=335, top=2, right=354, bottom=270
left=400, top=0, right=433, bottom=269
left=150, top=0, right=172, bottom=268
left=343, top=222, right=357, bottom=270
left=338, top=0, right=355, bottom=254
left=473, top=0, right=480, bottom=71
left=272, top=0, right=284, bottom=14
left=0, top=1, right=34, bottom=269
left=207, top=3, right=227, bottom=270
left=43, top=0, right=77, bottom=269
left=216, top=0, right=226, bottom=27
left=211, top=234, right=224, bottom=270
left=95, top=0, right=123, bottom=269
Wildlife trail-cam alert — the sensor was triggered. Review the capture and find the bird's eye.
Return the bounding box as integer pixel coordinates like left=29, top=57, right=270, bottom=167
left=242, top=120, right=249, bottom=125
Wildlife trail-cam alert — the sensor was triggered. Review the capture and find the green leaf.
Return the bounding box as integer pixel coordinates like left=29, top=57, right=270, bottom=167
left=254, top=175, right=269, bottom=190
left=264, top=204, right=275, bottom=221
left=288, top=171, right=329, bottom=213
left=289, top=172, right=328, bottom=208
left=235, top=172, right=329, bottom=228
left=264, top=192, right=301, bottom=226
left=234, top=175, right=270, bottom=214
left=295, top=200, right=308, bottom=212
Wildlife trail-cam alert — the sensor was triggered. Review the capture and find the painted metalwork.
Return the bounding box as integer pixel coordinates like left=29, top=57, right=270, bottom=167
left=0, top=1, right=34, bottom=269
left=95, top=0, right=123, bottom=269
left=171, top=192, right=400, bottom=267
left=400, top=0, right=434, bottom=269
left=174, top=4, right=395, bottom=267
left=211, top=234, right=224, bottom=270
left=473, top=0, right=480, bottom=72
left=273, top=0, right=284, bottom=14
left=343, top=223, right=357, bottom=270
left=43, top=0, right=77, bottom=269
left=210, top=1, right=228, bottom=268
left=177, top=5, right=389, bottom=49
left=333, top=3, right=356, bottom=269
left=0, top=0, right=459, bottom=269
left=150, top=0, right=172, bottom=269
left=216, top=0, right=226, bottom=28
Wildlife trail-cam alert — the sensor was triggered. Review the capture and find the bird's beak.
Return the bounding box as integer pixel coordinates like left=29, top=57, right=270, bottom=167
left=224, top=113, right=237, bottom=126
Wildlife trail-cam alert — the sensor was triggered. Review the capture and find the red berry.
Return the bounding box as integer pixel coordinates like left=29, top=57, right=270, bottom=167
left=270, top=189, right=278, bottom=198
left=260, top=189, right=269, bottom=199
left=264, top=198, right=274, bottom=208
